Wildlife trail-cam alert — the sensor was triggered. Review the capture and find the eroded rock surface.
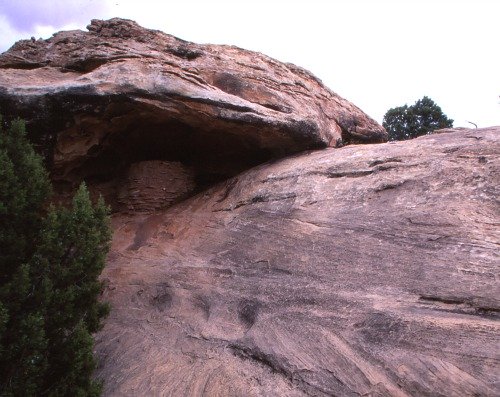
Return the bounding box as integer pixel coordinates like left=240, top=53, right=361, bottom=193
left=115, top=160, right=195, bottom=213
left=0, top=18, right=386, bottom=209
left=1, top=18, right=497, bottom=396
left=95, top=128, right=500, bottom=396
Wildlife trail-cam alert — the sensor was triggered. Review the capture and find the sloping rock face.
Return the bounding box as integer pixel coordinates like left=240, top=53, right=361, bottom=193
left=95, top=128, right=499, bottom=396
left=0, top=18, right=385, bottom=210
left=1, top=19, right=497, bottom=396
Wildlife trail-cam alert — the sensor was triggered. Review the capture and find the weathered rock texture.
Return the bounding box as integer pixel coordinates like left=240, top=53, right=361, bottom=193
left=0, top=18, right=386, bottom=210
left=1, top=19, right=498, bottom=397
left=95, top=128, right=499, bottom=396
left=115, top=160, right=195, bottom=213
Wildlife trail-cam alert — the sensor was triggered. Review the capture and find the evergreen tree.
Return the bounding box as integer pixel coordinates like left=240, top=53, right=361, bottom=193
left=0, top=116, right=110, bottom=396
left=35, top=184, right=110, bottom=396
left=0, top=117, right=51, bottom=395
left=383, top=96, right=454, bottom=141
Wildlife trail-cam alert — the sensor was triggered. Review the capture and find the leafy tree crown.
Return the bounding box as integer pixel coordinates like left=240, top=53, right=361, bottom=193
left=382, top=96, right=453, bottom=141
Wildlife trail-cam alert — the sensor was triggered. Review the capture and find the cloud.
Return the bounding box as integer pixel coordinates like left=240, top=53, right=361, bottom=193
left=0, top=15, right=20, bottom=51
left=0, top=0, right=113, bottom=51
left=0, top=16, right=81, bottom=52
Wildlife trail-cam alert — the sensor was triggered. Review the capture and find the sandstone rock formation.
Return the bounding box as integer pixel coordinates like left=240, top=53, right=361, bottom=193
left=1, top=19, right=498, bottom=397
left=115, top=160, right=195, bottom=213
left=0, top=18, right=385, bottom=211
left=94, top=128, right=499, bottom=396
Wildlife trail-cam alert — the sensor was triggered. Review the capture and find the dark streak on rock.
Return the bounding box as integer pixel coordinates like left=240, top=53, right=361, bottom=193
left=419, top=295, right=500, bottom=319
left=215, top=178, right=238, bottom=203
left=309, top=169, right=374, bottom=178
left=368, top=157, right=403, bottom=167
left=238, top=300, right=260, bottom=329
left=419, top=295, right=466, bottom=305
left=374, top=180, right=407, bottom=192
left=214, top=193, right=297, bottom=212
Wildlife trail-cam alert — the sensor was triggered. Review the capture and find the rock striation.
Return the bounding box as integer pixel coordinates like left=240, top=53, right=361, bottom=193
left=115, top=160, right=195, bottom=213
left=0, top=18, right=386, bottom=211
left=1, top=19, right=498, bottom=397
left=95, top=128, right=499, bottom=396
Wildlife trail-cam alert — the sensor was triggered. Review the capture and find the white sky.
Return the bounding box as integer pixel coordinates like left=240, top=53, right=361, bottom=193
left=0, top=0, right=499, bottom=127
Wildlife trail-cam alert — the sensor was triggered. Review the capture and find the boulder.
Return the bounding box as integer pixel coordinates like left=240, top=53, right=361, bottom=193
left=0, top=18, right=386, bottom=208
left=96, top=128, right=499, bottom=396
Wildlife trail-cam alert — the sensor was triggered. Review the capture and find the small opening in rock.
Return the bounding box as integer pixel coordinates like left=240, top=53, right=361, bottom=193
left=169, top=47, right=202, bottom=60
left=64, top=57, right=110, bottom=73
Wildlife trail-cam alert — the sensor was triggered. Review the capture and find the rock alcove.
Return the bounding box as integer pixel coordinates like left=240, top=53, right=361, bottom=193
left=0, top=18, right=387, bottom=213
left=17, top=90, right=338, bottom=214
left=49, top=100, right=306, bottom=213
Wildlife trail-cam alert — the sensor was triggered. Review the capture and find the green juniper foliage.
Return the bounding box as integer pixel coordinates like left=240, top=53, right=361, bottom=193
left=382, top=96, right=453, bottom=141
left=0, top=116, right=110, bottom=396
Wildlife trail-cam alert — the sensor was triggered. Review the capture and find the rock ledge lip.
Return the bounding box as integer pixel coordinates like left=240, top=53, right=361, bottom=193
left=0, top=17, right=387, bottom=209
